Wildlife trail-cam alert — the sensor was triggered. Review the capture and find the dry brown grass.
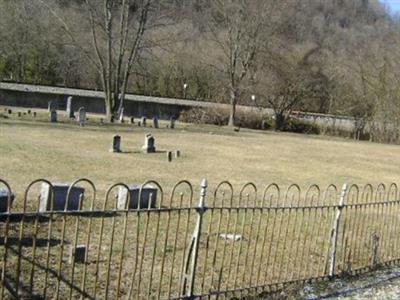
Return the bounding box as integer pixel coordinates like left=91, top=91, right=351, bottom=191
left=1, top=106, right=399, bottom=199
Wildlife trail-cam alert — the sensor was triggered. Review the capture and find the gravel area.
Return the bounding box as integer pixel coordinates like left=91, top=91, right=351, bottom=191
left=300, top=266, right=400, bottom=299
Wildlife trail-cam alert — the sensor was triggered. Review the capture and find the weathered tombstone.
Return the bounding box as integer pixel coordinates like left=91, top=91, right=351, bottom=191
left=261, top=120, right=267, bottom=130
left=117, top=185, right=158, bottom=209
left=153, top=117, right=159, bottom=129
left=27, top=110, right=31, bottom=114
left=33, top=112, right=37, bottom=118
left=69, top=245, right=86, bottom=264
left=66, top=96, right=74, bottom=118
left=110, top=135, right=122, bottom=153
left=78, top=107, right=86, bottom=126
left=0, top=189, right=14, bottom=212
left=141, top=117, right=147, bottom=127
left=48, top=100, right=57, bottom=112
left=39, top=183, right=85, bottom=212
left=7, top=109, right=11, bottom=114
left=169, top=117, right=175, bottom=129
left=167, top=151, right=172, bottom=162
left=119, top=108, right=125, bottom=123
left=130, top=117, right=135, bottom=124
left=175, top=150, right=181, bottom=158
left=50, top=110, right=57, bottom=122
left=138, top=121, right=141, bottom=127
left=17, top=112, right=22, bottom=117
left=142, top=133, right=156, bottom=153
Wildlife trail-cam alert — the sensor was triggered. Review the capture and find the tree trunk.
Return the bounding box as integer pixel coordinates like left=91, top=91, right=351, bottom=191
left=274, top=112, right=286, bottom=131
left=104, top=93, right=113, bottom=122
left=228, top=89, right=237, bottom=127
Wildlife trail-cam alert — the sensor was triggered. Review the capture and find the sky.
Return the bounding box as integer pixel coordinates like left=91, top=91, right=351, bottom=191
left=382, top=0, right=400, bottom=13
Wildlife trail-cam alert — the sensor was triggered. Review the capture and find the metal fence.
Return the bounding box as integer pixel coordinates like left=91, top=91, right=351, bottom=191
left=0, top=178, right=400, bottom=299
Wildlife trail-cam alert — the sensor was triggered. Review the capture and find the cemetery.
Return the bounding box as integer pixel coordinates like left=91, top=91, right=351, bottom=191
left=1, top=102, right=400, bottom=299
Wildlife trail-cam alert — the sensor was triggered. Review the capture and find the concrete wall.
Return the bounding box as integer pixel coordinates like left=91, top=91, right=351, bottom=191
left=0, top=82, right=358, bottom=131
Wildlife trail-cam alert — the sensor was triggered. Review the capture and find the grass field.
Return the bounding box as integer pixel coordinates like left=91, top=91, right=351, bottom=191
left=1, top=106, right=399, bottom=199
left=1, top=106, right=400, bottom=298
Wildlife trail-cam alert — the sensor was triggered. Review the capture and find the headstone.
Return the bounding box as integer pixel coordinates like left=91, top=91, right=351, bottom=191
left=69, top=245, right=86, bottom=264
left=175, top=150, right=181, bottom=158
left=33, top=112, right=37, bottom=118
left=130, top=117, right=135, bottom=124
left=142, top=134, right=156, bottom=153
left=110, top=116, right=115, bottom=123
left=167, top=151, right=172, bottom=162
left=50, top=110, right=57, bottom=122
left=119, top=108, right=124, bottom=123
left=17, top=112, right=22, bottom=117
left=261, top=120, right=267, bottom=130
left=78, top=107, right=86, bottom=126
left=0, top=189, right=14, bottom=212
left=7, top=109, right=11, bottom=114
left=169, top=117, right=175, bottom=129
left=141, top=117, right=147, bottom=127
left=117, top=185, right=158, bottom=209
left=48, top=100, right=57, bottom=112
left=110, top=135, right=122, bottom=153
left=100, top=118, right=104, bottom=124
left=39, top=183, right=85, bottom=212
left=153, top=117, right=159, bottom=129
left=27, top=110, right=31, bottom=114
left=66, top=96, right=74, bottom=118
left=138, top=121, right=141, bottom=127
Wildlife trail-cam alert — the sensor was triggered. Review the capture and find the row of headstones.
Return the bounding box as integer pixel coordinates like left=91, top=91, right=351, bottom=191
left=0, top=182, right=158, bottom=213
left=111, top=134, right=181, bottom=162
left=4, top=108, right=37, bottom=118
left=49, top=106, right=86, bottom=126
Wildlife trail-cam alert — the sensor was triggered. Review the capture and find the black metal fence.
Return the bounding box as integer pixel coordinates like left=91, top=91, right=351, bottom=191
left=0, top=178, right=399, bottom=299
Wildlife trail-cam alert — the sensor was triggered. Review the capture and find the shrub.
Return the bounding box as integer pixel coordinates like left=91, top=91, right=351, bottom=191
left=179, top=106, right=272, bottom=130
left=280, top=119, right=320, bottom=134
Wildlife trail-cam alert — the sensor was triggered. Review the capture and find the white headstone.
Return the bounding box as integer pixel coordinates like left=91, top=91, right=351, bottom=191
left=78, top=107, right=86, bottom=126
left=142, top=133, right=156, bottom=153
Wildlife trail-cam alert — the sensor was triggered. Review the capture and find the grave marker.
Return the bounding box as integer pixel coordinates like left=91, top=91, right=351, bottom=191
left=169, top=117, right=175, bottom=129
left=50, top=110, right=57, bottom=122
left=141, top=117, right=147, bottom=127
left=78, top=107, right=86, bottom=126
left=142, top=133, right=156, bottom=153
left=153, top=117, right=159, bottom=129
left=0, top=189, right=14, bottom=212
left=110, top=135, right=122, bottom=152
left=117, top=185, right=158, bottom=209
left=39, top=183, right=85, bottom=212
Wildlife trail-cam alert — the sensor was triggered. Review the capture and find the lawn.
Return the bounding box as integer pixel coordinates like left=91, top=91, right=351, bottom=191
left=0, top=106, right=399, bottom=199
left=1, top=106, right=400, bottom=299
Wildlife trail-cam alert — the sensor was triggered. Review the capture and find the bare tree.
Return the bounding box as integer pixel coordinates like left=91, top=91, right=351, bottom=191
left=38, top=0, right=155, bottom=121
left=204, top=0, right=283, bottom=126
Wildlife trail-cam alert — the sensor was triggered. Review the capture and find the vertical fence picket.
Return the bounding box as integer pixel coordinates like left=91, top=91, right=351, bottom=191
left=329, top=184, right=348, bottom=278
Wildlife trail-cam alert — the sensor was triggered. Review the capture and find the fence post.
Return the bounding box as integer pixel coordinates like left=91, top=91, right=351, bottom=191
left=181, top=178, right=208, bottom=298
left=328, top=183, right=348, bottom=278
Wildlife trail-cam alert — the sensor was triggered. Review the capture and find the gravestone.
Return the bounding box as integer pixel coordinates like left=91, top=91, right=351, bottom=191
left=27, top=110, right=31, bottom=114
left=33, top=112, right=37, bottom=117
left=0, top=189, right=14, bottom=212
left=100, top=118, right=104, bottom=124
left=48, top=100, right=57, bottom=112
left=69, top=245, right=86, bottom=264
left=138, top=121, right=141, bottom=127
left=261, top=120, right=267, bottom=130
left=117, top=185, right=158, bottom=209
left=17, top=112, right=21, bottom=117
left=110, top=135, right=122, bottom=153
left=110, top=115, right=115, bottom=123
left=141, top=117, right=147, bottom=127
left=39, top=183, right=85, bottom=212
left=167, top=151, right=172, bottom=162
left=169, top=117, right=175, bottom=129
left=130, top=117, right=134, bottom=124
left=175, top=150, right=181, bottom=158
left=78, top=107, right=86, bottom=126
left=142, top=134, right=156, bottom=153
left=119, top=108, right=125, bottom=123
left=7, top=109, right=11, bottom=114
left=50, top=110, right=57, bottom=122
left=66, top=96, right=74, bottom=118
left=153, top=117, right=159, bottom=129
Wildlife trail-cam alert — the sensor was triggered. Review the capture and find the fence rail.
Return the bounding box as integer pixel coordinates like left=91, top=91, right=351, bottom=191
left=0, top=178, right=399, bottom=299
